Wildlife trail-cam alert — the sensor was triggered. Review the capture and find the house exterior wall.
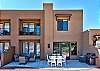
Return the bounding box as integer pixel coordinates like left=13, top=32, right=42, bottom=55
left=0, top=10, right=45, bottom=59
left=0, top=3, right=100, bottom=64
left=82, top=29, right=100, bottom=56
left=53, top=10, right=83, bottom=57
left=82, top=30, right=89, bottom=55
left=0, top=3, right=84, bottom=60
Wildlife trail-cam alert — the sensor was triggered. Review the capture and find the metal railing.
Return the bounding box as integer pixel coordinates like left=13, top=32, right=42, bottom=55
left=0, top=29, right=10, bottom=36
left=19, top=28, right=40, bottom=36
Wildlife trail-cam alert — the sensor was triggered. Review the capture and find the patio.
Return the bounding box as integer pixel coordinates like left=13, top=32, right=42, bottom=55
left=3, top=60, right=96, bottom=70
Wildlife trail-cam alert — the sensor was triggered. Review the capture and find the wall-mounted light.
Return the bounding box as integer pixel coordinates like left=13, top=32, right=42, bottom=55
left=48, top=44, right=50, bottom=48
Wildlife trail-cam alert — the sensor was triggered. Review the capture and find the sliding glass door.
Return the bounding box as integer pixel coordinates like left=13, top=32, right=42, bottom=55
left=21, top=41, right=40, bottom=58
left=53, top=42, right=77, bottom=59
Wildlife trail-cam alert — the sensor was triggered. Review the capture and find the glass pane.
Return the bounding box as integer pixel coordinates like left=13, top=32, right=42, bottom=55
left=29, top=23, right=34, bottom=28
left=36, top=43, right=40, bottom=56
left=57, top=20, right=63, bottom=31
left=23, top=23, right=28, bottom=32
left=29, top=23, right=34, bottom=32
left=4, top=42, right=9, bottom=50
left=36, top=24, right=40, bottom=34
left=0, top=24, right=3, bottom=29
left=63, top=20, right=68, bottom=31
left=96, top=40, right=100, bottom=46
left=61, top=42, right=69, bottom=54
left=0, top=43, right=3, bottom=54
left=53, top=42, right=60, bottom=53
left=0, top=24, right=3, bottom=34
left=23, top=23, right=28, bottom=27
left=23, top=42, right=28, bottom=55
left=4, top=23, right=9, bottom=28
left=4, top=28, right=9, bottom=32
left=29, top=42, right=34, bottom=54
left=70, top=42, right=77, bottom=55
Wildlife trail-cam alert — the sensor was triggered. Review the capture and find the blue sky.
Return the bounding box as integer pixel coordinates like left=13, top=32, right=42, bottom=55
left=0, top=0, right=100, bottom=31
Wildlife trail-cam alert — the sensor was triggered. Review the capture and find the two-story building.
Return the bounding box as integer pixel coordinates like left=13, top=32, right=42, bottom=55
left=0, top=3, right=100, bottom=66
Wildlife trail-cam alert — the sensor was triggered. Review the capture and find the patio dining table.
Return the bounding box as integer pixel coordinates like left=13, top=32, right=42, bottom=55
left=49, top=54, right=65, bottom=66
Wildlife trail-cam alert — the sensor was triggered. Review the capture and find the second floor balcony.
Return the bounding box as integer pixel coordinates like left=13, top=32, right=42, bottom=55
left=0, top=29, right=10, bottom=36
left=19, top=27, right=40, bottom=36
left=19, top=19, right=40, bottom=36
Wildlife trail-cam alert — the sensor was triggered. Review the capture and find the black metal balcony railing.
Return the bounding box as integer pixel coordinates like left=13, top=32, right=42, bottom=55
left=0, top=29, right=10, bottom=36
left=19, top=28, right=40, bottom=36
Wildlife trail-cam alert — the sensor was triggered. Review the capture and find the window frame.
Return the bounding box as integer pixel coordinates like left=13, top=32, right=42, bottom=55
left=20, top=21, right=40, bottom=35
left=22, top=41, right=35, bottom=55
left=0, top=22, right=11, bottom=36
left=0, top=41, right=10, bottom=52
left=57, top=19, right=69, bottom=31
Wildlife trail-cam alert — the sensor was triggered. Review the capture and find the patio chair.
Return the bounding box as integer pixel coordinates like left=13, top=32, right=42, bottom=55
left=19, top=56, right=28, bottom=64
left=62, top=54, right=66, bottom=63
left=57, top=58, right=63, bottom=67
left=14, top=54, right=19, bottom=62
left=52, top=53, right=57, bottom=56
left=29, top=53, right=36, bottom=62
left=50, top=59, right=56, bottom=67
left=47, top=54, right=51, bottom=65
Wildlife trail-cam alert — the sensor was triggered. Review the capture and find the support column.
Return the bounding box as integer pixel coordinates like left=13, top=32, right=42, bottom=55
left=43, top=3, right=54, bottom=59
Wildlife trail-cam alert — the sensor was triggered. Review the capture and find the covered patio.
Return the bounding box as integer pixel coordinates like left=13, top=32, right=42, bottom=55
left=3, top=60, right=95, bottom=70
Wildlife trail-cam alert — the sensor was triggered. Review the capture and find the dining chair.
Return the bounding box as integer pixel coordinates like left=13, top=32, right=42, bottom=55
left=47, top=54, right=51, bottom=65
left=57, top=58, right=63, bottom=66
left=49, top=56, right=56, bottom=59
left=52, top=53, right=57, bottom=56
left=50, top=59, right=56, bottom=67
left=62, top=54, right=67, bottom=62
left=57, top=53, right=60, bottom=56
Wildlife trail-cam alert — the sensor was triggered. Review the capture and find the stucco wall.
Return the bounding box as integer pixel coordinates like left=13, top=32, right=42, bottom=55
left=82, top=30, right=100, bottom=56
left=0, top=3, right=84, bottom=59
left=0, top=10, right=45, bottom=59
left=53, top=10, right=83, bottom=57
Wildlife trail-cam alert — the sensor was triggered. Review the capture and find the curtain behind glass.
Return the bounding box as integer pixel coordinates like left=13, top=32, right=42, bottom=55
left=0, top=43, right=3, bottom=54
left=23, top=42, right=28, bottom=55
left=29, top=42, right=34, bottom=54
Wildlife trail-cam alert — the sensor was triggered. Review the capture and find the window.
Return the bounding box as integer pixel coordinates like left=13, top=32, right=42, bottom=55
left=70, top=42, right=77, bottom=55
left=22, top=23, right=34, bottom=33
left=22, top=42, right=29, bottom=55
left=0, top=43, right=3, bottom=54
left=20, top=21, right=40, bottom=35
left=96, top=40, right=100, bottom=47
left=21, top=41, right=40, bottom=57
left=36, top=23, right=40, bottom=35
left=0, top=22, right=10, bottom=36
left=4, top=23, right=10, bottom=32
left=29, top=23, right=34, bottom=32
left=57, top=19, right=68, bottom=31
left=0, top=24, right=3, bottom=35
left=53, top=42, right=77, bottom=57
left=36, top=43, right=40, bottom=57
left=29, top=42, right=34, bottom=54
left=0, top=42, right=10, bottom=53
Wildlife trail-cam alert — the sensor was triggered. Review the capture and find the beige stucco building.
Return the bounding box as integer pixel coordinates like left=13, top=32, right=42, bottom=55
left=0, top=3, right=100, bottom=66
